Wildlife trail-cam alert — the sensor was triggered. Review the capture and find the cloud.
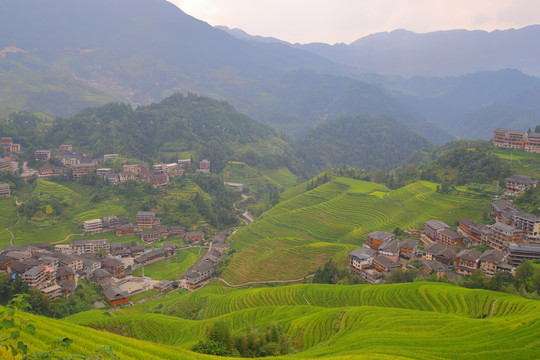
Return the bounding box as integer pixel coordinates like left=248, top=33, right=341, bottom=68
left=167, top=0, right=539, bottom=44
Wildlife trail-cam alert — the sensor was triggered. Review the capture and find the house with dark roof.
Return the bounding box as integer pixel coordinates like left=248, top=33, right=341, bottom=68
left=378, top=238, right=401, bottom=262
left=420, top=258, right=449, bottom=277
left=423, top=220, right=450, bottom=244
left=372, top=255, right=401, bottom=273
left=349, top=247, right=377, bottom=275
left=100, top=278, right=129, bottom=306
left=399, top=238, right=417, bottom=259
left=438, top=228, right=465, bottom=247
left=455, top=249, right=482, bottom=276
left=102, top=258, right=125, bottom=278
left=506, top=174, right=537, bottom=195
left=366, top=231, right=395, bottom=250
left=141, top=230, right=160, bottom=243
left=185, top=231, right=205, bottom=243
left=479, top=249, right=507, bottom=277
left=422, top=242, right=455, bottom=266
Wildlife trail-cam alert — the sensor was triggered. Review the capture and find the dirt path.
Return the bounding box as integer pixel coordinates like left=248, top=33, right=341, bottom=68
left=7, top=197, right=22, bottom=245
left=217, top=274, right=314, bottom=288
left=51, top=233, right=84, bottom=244
left=233, top=194, right=255, bottom=224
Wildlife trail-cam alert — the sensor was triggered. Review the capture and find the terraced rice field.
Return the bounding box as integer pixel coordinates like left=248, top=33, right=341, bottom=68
left=64, top=282, right=540, bottom=359
left=224, top=178, right=488, bottom=285
left=132, top=248, right=200, bottom=280
left=0, top=198, right=18, bottom=247
left=36, top=179, right=74, bottom=197
left=221, top=237, right=354, bottom=285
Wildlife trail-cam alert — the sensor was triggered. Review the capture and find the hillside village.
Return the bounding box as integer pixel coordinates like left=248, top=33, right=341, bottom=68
left=349, top=173, right=540, bottom=284
left=1, top=128, right=540, bottom=310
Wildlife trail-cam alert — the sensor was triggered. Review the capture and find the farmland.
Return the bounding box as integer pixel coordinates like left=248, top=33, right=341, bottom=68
left=492, top=148, right=540, bottom=178
left=132, top=247, right=200, bottom=280
left=61, top=282, right=540, bottom=359
left=221, top=178, right=488, bottom=285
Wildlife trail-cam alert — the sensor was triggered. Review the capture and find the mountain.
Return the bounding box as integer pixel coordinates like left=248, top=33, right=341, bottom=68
left=0, top=0, right=454, bottom=144
left=296, top=26, right=540, bottom=77
left=295, top=114, right=433, bottom=173
left=389, top=69, right=540, bottom=139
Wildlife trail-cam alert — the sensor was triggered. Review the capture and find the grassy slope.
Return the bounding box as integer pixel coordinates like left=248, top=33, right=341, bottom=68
left=63, top=282, right=540, bottom=360
left=222, top=178, right=488, bottom=284
left=492, top=148, right=540, bottom=178
left=132, top=247, right=200, bottom=280
left=220, top=162, right=298, bottom=191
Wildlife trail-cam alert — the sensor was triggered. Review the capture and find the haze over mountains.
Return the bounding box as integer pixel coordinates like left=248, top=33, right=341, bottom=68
left=0, top=0, right=539, bottom=142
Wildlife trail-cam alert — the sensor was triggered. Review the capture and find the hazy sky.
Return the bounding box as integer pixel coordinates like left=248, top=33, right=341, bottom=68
left=167, top=0, right=539, bottom=44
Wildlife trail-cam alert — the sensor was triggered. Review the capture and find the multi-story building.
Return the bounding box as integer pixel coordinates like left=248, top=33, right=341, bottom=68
left=506, top=174, right=537, bottom=195
left=21, top=265, right=55, bottom=289
left=366, top=231, right=395, bottom=250
left=512, top=211, right=540, bottom=242
left=0, top=183, right=10, bottom=198
left=83, top=219, right=103, bottom=234
left=141, top=230, right=160, bottom=243
left=0, top=137, right=13, bottom=145
left=58, top=144, right=72, bottom=152
left=103, top=216, right=119, bottom=227
left=493, top=128, right=540, bottom=153
left=102, top=258, right=126, bottom=278
left=34, top=150, right=51, bottom=161
left=149, top=173, right=169, bottom=190
left=119, top=171, right=136, bottom=182
left=115, top=224, right=134, bottom=236
left=136, top=211, right=156, bottom=228
left=198, top=159, right=210, bottom=173
left=455, top=249, right=482, bottom=276
left=399, top=238, right=417, bottom=259
left=0, top=158, right=12, bottom=172
left=71, top=163, right=95, bottom=181
left=37, top=166, right=66, bottom=179
left=492, top=128, right=528, bottom=150
left=185, top=231, right=205, bottom=243
left=438, top=228, right=465, bottom=247
left=507, top=242, right=540, bottom=264
left=122, top=164, right=146, bottom=175
left=72, top=239, right=110, bottom=255
left=458, top=218, right=491, bottom=246
left=489, top=222, right=523, bottom=251
left=422, top=242, right=455, bottom=266
left=422, top=220, right=450, bottom=245
left=103, top=154, right=119, bottom=161
left=348, top=247, right=377, bottom=275
left=479, top=249, right=507, bottom=277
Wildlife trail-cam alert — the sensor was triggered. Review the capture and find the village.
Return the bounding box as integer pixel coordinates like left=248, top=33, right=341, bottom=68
left=0, top=208, right=231, bottom=307
left=349, top=172, right=540, bottom=284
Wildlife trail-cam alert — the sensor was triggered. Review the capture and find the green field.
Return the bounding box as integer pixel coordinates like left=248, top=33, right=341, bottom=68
left=59, top=282, right=540, bottom=359
left=493, top=148, right=540, bottom=178
left=132, top=248, right=200, bottom=280
left=221, top=163, right=298, bottom=192
left=222, top=178, right=488, bottom=285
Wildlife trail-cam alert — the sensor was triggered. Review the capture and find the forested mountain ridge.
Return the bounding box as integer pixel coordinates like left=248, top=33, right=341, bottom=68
left=295, top=114, right=433, bottom=173
left=0, top=93, right=288, bottom=173
left=295, top=26, right=540, bottom=77
left=0, top=0, right=453, bottom=143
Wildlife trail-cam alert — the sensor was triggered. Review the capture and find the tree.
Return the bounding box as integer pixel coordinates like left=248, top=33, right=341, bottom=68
left=45, top=205, right=53, bottom=215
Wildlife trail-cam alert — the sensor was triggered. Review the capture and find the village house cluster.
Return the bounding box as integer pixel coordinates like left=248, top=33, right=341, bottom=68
left=81, top=211, right=209, bottom=246
left=349, top=187, right=540, bottom=284
left=29, top=144, right=213, bottom=189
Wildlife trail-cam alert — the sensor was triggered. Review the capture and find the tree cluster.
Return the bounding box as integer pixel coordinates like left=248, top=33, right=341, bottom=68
left=192, top=321, right=294, bottom=357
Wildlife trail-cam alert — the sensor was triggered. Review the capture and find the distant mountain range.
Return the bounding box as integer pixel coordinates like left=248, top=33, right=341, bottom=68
left=219, top=25, right=540, bottom=78
left=0, top=0, right=540, bottom=143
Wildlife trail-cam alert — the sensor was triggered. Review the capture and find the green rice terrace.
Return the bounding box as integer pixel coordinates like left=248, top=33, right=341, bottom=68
left=42, top=282, right=540, bottom=359
left=222, top=178, right=489, bottom=285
